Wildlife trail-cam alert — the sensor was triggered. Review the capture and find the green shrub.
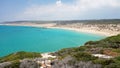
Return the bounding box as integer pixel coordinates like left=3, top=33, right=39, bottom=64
left=104, top=62, right=120, bottom=68
left=93, top=59, right=115, bottom=66
left=72, top=52, right=97, bottom=61
left=84, top=34, right=120, bottom=48
left=115, top=56, right=120, bottom=61
left=0, top=51, right=41, bottom=62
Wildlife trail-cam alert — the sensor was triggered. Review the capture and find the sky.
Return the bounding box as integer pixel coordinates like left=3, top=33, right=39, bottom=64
left=0, top=0, right=120, bottom=22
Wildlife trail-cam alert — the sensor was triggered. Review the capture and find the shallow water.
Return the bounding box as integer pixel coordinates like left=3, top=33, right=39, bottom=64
left=0, top=25, right=105, bottom=57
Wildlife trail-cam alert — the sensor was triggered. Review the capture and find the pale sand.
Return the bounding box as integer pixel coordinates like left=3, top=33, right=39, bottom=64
left=41, top=53, right=56, bottom=59
left=0, top=23, right=119, bottom=36
left=92, top=54, right=113, bottom=59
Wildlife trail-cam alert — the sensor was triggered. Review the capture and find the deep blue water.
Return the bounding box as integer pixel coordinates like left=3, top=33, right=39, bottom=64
left=0, top=25, right=105, bottom=57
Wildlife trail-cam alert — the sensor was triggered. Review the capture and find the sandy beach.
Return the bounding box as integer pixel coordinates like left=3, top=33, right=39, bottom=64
left=0, top=23, right=120, bottom=36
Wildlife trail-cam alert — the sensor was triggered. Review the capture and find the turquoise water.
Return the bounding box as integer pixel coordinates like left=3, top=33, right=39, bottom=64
left=0, top=25, right=105, bottom=57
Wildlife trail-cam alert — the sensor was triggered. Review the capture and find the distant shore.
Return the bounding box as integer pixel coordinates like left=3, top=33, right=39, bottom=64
left=0, top=23, right=120, bottom=36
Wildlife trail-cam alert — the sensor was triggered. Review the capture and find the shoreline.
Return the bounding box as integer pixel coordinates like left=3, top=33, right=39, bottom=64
left=46, top=27, right=108, bottom=36
left=0, top=23, right=119, bottom=36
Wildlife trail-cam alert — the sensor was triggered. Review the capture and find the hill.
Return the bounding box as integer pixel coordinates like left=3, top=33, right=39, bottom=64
left=53, top=34, right=120, bottom=68
left=2, top=19, right=120, bottom=24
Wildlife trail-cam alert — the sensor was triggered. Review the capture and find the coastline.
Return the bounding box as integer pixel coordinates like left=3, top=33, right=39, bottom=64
left=0, top=23, right=119, bottom=36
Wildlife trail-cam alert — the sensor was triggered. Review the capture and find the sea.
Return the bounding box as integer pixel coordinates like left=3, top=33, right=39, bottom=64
left=0, top=25, right=105, bottom=57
